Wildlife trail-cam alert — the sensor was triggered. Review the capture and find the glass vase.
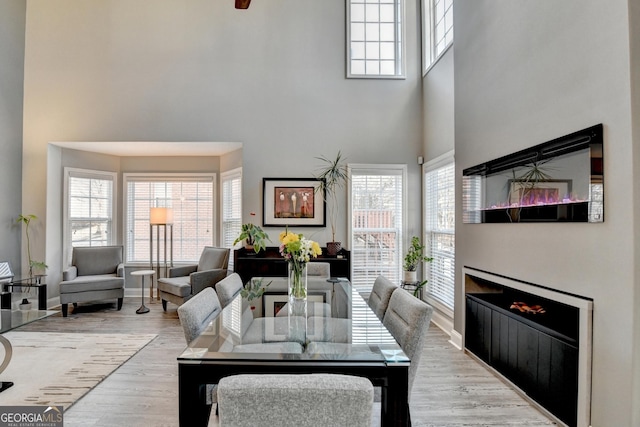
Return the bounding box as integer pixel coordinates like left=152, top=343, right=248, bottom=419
left=288, top=262, right=307, bottom=317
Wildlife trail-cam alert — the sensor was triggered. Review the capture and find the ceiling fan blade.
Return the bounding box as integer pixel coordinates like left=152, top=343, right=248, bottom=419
left=235, top=0, right=251, bottom=9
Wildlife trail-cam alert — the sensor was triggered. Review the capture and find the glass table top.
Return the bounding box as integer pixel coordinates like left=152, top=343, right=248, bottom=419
left=0, top=309, right=57, bottom=334
left=179, top=279, right=408, bottom=365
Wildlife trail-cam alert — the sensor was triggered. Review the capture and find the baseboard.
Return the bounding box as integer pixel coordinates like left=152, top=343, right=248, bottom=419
left=449, top=329, right=463, bottom=350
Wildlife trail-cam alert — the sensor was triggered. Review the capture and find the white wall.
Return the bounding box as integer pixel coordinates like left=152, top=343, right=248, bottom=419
left=22, top=1, right=424, bottom=292
left=423, top=46, right=455, bottom=161
left=0, top=1, right=26, bottom=271
left=454, top=1, right=636, bottom=425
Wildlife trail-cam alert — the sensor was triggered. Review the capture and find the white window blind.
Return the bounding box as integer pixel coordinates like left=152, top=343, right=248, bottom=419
left=64, top=168, right=116, bottom=266
left=347, top=0, right=405, bottom=78
left=349, top=165, right=406, bottom=296
left=422, top=0, right=453, bottom=72
left=124, top=174, right=215, bottom=264
left=221, top=168, right=242, bottom=271
left=424, top=154, right=455, bottom=310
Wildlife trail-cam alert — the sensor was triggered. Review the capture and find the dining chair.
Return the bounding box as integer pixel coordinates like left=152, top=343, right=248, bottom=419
left=368, top=275, right=398, bottom=321
left=214, top=273, right=243, bottom=308
left=177, top=286, right=222, bottom=406
left=217, top=374, right=373, bottom=427
left=382, top=288, right=434, bottom=400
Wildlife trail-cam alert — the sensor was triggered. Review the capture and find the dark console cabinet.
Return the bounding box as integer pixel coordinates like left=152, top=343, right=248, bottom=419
left=233, top=247, right=350, bottom=284
left=466, top=293, right=579, bottom=427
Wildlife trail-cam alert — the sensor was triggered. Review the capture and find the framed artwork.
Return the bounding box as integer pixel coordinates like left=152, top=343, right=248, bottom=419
left=263, top=178, right=325, bottom=227
left=508, top=179, right=572, bottom=206
left=263, top=292, right=326, bottom=318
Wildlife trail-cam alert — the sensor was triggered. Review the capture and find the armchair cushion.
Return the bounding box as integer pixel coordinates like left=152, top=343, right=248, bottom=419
left=198, top=247, right=229, bottom=271
left=157, top=276, right=192, bottom=298
left=72, top=246, right=123, bottom=276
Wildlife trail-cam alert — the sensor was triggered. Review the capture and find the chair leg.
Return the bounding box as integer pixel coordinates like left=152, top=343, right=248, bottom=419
left=117, top=297, right=123, bottom=311
left=162, top=299, right=168, bottom=311
left=62, top=303, right=68, bottom=317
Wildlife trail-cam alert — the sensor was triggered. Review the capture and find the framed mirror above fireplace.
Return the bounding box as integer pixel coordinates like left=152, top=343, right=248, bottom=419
left=463, top=124, right=603, bottom=223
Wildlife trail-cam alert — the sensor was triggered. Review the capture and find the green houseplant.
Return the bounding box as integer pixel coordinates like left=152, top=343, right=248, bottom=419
left=17, top=214, right=48, bottom=308
left=403, top=236, right=432, bottom=283
left=233, top=223, right=271, bottom=253
left=315, top=151, right=349, bottom=255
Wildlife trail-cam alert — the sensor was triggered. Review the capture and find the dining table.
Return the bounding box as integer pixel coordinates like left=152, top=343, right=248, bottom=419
left=177, top=277, right=410, bottom=426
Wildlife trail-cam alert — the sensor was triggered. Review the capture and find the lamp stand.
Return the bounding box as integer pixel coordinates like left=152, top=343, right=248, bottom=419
left=150, top=223, right=173, bottom=300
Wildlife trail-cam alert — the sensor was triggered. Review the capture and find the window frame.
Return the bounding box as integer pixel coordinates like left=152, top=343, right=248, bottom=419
left=123, top=173, right=217, bottom=265
left=422, top=0, right=454, bottom=75
left=422, top=151, right=455, bottom=316
left=348, top=163, right=408, bottom=298
left=63, top=167, right=117, bottom=267
left=220, top=167, right=243, bottom=271
left=346, top=0, right=407, bottom=79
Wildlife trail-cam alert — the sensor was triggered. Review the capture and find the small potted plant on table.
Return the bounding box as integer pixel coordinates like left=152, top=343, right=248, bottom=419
left=233, top=223, right=270, bottom=254
left=403, top=236, right=432, bottom=284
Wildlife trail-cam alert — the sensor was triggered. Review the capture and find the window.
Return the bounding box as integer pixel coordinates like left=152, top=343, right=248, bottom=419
left=422, top=0, right=453, bottom=72
left=349, top=164, right=407, bottom=297
left=221, top=168, right=242, bottom=271
left=424, top=152, right=455, bottom=310
left=124, top=174, right=215, bottom=264
left=347, top=0, right=405, bottom=78
left=64, top=168, right=116, bottom=266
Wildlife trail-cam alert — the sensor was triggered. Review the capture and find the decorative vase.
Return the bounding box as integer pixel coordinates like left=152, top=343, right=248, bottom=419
left=288, top=263, right=307, bottom=317
left=403, top=270, right=417, bottom=283
left=326, top=241, right=341, bottom=256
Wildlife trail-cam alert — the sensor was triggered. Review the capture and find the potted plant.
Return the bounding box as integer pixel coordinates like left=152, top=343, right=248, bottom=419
left=241, top=278, right=272, bottom=313
left=233, top=223, right=270, bottom=254
left=403, top=236, right=432, bottom=283
left=17, top=214, right=48, bottom=309
left=315, top=151, right=349, bottom=255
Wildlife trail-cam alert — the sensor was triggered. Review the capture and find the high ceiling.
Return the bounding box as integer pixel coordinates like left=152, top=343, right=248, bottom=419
left=52, top=141, right=242, bottom=157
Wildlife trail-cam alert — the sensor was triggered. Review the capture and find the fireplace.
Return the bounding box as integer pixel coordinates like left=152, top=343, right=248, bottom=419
left=463, top=267, right=593, bottom=427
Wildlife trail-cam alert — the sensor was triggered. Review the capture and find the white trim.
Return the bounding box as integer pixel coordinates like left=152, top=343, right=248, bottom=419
left=63, top=167, right=117, bottom=268
left=449, top=329, right=463, bottom=350
left=423, top=150, right=454, bottom=172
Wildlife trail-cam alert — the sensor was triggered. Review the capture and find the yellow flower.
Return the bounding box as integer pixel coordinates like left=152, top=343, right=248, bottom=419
left=278, top=230, right=288, bottom=243
left=311, top=241, right=322, bottom=257
left=281, top=232, right=299, bottom=246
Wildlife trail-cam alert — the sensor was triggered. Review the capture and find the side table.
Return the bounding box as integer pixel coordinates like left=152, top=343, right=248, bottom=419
left=401, top=280, right=424, bottom=300
left=132, top=270, right=155, bottom=314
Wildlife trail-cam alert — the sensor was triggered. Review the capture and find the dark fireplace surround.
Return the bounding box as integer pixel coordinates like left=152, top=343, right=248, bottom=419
left=463, top=267, right=593, bottom=427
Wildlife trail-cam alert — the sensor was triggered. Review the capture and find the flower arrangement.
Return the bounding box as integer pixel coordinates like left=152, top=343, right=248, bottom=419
left=279, top=228, right=322, bottom=298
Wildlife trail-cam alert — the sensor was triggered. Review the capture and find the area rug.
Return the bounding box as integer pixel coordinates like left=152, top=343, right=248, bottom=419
left=0, top=332, right=156, bottom=409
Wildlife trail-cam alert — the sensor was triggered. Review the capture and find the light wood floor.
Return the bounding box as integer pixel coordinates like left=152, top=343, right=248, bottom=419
left=16, top=297, right=557, bottom=426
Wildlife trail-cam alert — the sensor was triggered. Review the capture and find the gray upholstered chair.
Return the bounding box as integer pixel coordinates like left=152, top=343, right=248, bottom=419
left=307, top=261, right=330, bottom=278
left=368, top=275, right=398, bottom=321
left=177, top=286, right=222, bottom=344
left=214, top=273, right=243, bottom=308
left=217, top=374, right=373, bottom=427
left=158, top=246, right=229, bottom=311
left=177, top=287, right=222, bottom=406
left=59, top=246, right=125, bottom=317
left=383, top=288, right=434, bottom=400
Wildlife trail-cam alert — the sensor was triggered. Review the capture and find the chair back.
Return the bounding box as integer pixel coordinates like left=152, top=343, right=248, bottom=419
left=383, top=288, right=433, bottom=400
left=368, top=275, right=398, bottom=320
left=215, top=273, right=243, bottom=308
left=177, top=287, right=222, bottom=344
left=307, top=262, right=330, bottom=278
left=72, top=246, right=123, bottom=276
left=217, top=374, right=373, bottom=427
left=197, top=247, right=230, bottom=271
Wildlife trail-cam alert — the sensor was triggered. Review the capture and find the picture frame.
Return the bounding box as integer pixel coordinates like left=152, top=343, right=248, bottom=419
left=508, top=179, right=572, bottom=206
left=263, top=292, right=326, bottom=318
left=263, top=178, right=326, bottom=227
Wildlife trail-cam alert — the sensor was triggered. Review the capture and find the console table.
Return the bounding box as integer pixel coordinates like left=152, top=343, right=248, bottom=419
left=2, top=276, right=47, bottom=310
left=233, top=247, right=351, bottom=284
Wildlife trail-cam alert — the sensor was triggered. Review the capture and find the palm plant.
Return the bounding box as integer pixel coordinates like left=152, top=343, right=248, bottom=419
left=16, top=214, right=48, bottom=279
left=315, top=151, right=349, bottom=254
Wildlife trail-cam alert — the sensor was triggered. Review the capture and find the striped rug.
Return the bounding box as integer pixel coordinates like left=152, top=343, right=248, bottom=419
left=0, top=332, right=156, bottom=409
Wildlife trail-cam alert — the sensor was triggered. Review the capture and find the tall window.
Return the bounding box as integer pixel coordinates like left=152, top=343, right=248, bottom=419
left=124, top=174, right=215, bottom=264
left=347, top=0, right=405, bottom=78
left=221, top=168, right=242, bottom=271
left=64, top=168, right=116, bottom=266
left=422, top=0, right=453, bottom=72
left=349, top=164, right=407, bottom=296
left=424, top=153, right=455, bottom=310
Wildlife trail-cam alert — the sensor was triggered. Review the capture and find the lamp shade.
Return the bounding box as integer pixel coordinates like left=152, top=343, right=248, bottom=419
left=150, top=207, right=174, bottom=225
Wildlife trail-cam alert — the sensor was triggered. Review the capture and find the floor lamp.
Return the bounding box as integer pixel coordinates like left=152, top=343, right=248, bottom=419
left=150, top=207, right=173, bottom=300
